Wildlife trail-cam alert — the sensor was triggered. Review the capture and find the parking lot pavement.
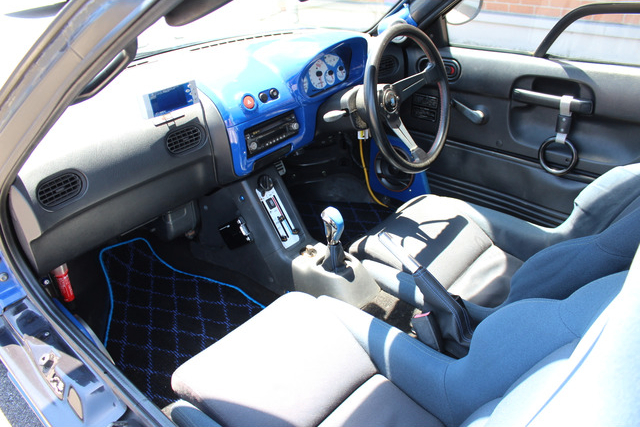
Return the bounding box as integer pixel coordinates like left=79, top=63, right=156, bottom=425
left=0, top=363, right=43, bottom=427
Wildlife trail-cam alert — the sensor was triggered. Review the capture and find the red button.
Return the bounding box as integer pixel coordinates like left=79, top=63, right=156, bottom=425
left=243, top=95, right=255, bottom=109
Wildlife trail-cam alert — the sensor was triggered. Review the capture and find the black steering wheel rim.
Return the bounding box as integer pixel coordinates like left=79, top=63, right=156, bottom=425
left=364, top=23, right=450, bottom=174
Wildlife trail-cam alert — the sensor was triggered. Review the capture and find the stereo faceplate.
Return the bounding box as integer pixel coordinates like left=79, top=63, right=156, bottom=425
left=245, top=111, right=299, bottom=158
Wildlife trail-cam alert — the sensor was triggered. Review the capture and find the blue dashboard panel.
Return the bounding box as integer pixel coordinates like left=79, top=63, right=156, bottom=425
left=194, top=31, right=368, bottom=177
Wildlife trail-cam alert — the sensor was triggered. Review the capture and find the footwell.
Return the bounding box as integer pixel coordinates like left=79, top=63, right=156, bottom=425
left=100, top=238, right=264, bottom=407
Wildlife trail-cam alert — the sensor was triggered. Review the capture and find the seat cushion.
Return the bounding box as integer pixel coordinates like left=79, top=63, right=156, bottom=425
left=172, top=292, right=379, bottom=427
left=350, top=194, right=523, bottom=307
left=319, top=374, right=443, bottom=427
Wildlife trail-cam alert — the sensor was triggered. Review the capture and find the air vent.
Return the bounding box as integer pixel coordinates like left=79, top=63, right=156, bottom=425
left=166, top=125, right=205, bottom=154
left=37, top=172, right=83, bottom=208
left=379, top=55, right=399, bottom=78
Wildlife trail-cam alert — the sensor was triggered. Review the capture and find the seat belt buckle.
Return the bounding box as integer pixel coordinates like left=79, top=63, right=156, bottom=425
left=411, top=311, right=443, bottom=352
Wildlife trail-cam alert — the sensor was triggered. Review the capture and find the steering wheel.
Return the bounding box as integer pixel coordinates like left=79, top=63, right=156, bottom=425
left=364, top=23, right=450, bottom=174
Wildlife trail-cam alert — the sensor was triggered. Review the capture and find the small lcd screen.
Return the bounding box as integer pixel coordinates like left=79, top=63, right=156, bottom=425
left=144, top=81, right=197, bottom=117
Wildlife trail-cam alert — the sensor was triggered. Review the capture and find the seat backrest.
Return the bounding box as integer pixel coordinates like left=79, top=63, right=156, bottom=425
left=558, top=162, right=640, bottom=238
left=470, top=265, right=640, bottom=426
left=503, top=202, right=640, bottom=304
left=334, top=267, right=629, bottom=427
left=444, top=271, right=627, bottom=426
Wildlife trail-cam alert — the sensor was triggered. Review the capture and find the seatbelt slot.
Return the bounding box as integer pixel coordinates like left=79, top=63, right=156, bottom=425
left=411, top=311, right=443, bottom=353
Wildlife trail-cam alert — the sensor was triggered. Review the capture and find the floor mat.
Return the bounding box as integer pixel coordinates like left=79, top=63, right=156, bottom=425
left=295, top=200, right=394, bottom=245
left=100, top=238, right=264, bottom=407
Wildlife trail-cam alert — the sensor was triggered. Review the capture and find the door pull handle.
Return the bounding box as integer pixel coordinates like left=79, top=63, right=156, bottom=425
left=512, top=88, right=593, bottom=114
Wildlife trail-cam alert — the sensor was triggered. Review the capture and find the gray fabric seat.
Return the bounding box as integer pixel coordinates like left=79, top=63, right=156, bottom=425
left=349, top=163, right=640, bottom=307
left=169, top=258, right=640, bottom=427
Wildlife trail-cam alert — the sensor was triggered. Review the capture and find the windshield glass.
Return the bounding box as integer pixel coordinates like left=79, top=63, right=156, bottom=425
left=137, top=0, right=398, bottom=57
left=0, top=0, right=398, bottom=84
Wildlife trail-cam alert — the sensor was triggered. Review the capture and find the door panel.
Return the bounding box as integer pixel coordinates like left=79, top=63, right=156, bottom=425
left=401, top=45, right=640, bottom=226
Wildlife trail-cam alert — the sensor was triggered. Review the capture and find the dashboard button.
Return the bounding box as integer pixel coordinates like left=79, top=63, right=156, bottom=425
left=258, top=92, right=269, bottom=103
left=269, top=88, right=279, bottom=99
left=243, top=95, right=256, bottom=109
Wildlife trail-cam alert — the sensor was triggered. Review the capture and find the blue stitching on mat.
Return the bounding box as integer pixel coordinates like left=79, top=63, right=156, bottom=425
left=99, top=237, right=265, bottom=347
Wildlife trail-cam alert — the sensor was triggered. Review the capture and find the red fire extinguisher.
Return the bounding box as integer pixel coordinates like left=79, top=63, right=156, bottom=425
left=51, top=264, right=75, bottom=303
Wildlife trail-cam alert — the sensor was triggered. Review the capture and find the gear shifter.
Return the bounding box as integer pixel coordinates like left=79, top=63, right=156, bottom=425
left=291, top=206, right=380, bottom=307
left=320, top=207, right=346, bottom=272
left=321, top=206, right=344, bottom=246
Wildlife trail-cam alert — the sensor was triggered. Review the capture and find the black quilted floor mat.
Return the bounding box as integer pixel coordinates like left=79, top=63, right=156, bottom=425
left=295, top=200, right=394, bottom=245
left=100, top=238, right=264, bottom=407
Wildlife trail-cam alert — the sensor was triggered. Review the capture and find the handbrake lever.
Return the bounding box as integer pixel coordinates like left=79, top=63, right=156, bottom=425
left=378, top=231, right=474, bottom=358
left=378, top=231, right=421, bottom=273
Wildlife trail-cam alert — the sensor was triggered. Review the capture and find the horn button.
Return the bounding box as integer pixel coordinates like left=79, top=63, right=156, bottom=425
left=383, top=89, right=400, bottom=114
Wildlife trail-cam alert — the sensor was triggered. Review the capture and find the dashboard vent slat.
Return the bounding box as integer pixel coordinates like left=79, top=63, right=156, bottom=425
left=166, top=125, right=205, bottom=154
left=379, top=55, right=399, bottom=78
left=37, top=172, right=83, bottom=208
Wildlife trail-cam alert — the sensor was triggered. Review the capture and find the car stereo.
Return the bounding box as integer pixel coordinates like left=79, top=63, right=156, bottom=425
left=244, top=111, right=299, bottom=158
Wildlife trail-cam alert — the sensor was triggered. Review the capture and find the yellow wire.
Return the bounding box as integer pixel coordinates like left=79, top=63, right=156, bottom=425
left=359, top=136, right=389, bottom=208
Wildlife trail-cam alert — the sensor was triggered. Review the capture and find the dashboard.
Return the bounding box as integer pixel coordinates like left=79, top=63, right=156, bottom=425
left=9, top=30, right=369, bottom=274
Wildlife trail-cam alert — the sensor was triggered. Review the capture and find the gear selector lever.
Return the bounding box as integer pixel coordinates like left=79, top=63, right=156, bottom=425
left=291, top=206, right=380, bottom=307
left=320, top=207, right=346, bottom=272
left=321, top=206, right=344, bottom=246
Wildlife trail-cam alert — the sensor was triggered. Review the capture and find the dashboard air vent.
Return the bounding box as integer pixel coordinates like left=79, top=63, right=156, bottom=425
left=166, top=125, right=205, bottom=154
left=37, top=172, right=83, bottom=208
left=379, top=55, right=399, bottom=78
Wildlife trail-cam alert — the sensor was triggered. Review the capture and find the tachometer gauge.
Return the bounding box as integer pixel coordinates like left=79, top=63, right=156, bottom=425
left=309, top=59, right=328, bottom=90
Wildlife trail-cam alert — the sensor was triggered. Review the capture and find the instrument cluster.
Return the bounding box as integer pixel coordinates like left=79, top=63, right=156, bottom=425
left=302, top=52, right=348, bottom=96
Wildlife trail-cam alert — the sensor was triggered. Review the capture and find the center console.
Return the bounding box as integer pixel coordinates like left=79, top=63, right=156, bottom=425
left=192, top=165, right=379, bottom=306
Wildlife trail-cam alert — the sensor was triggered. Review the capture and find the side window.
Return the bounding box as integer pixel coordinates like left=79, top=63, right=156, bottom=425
left=446, top=1, right=640, bottom=66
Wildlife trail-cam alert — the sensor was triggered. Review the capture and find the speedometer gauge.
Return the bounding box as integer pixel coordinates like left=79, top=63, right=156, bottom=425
left=309, top=59, right=328, bottom=90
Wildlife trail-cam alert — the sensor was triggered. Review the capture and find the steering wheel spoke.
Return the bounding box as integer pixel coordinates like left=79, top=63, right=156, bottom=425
left=392, top=63, right=439, bottom=104
left=389, top=118, right=424, bottom=161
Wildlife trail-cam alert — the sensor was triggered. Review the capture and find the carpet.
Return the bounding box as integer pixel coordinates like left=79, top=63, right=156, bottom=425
left=100, top=238, right=264, bottom=407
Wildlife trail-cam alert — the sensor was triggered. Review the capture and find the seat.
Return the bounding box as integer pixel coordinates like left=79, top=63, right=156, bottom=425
left=349, top=163, right=640, bottom=307
left=168, top=254, right=640, bottom=427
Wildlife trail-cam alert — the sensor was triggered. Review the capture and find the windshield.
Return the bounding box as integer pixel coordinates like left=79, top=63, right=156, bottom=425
left=0, top=0, right=398, bottom=84
left=137, top=0, right=398, bottom=58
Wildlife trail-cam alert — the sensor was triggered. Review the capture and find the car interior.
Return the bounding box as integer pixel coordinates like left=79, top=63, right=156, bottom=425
left=3, top=0, right=640, bottom=425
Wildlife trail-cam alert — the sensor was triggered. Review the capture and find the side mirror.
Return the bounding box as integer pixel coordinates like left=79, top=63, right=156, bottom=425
left=446, top=0, right=482, bottom=25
